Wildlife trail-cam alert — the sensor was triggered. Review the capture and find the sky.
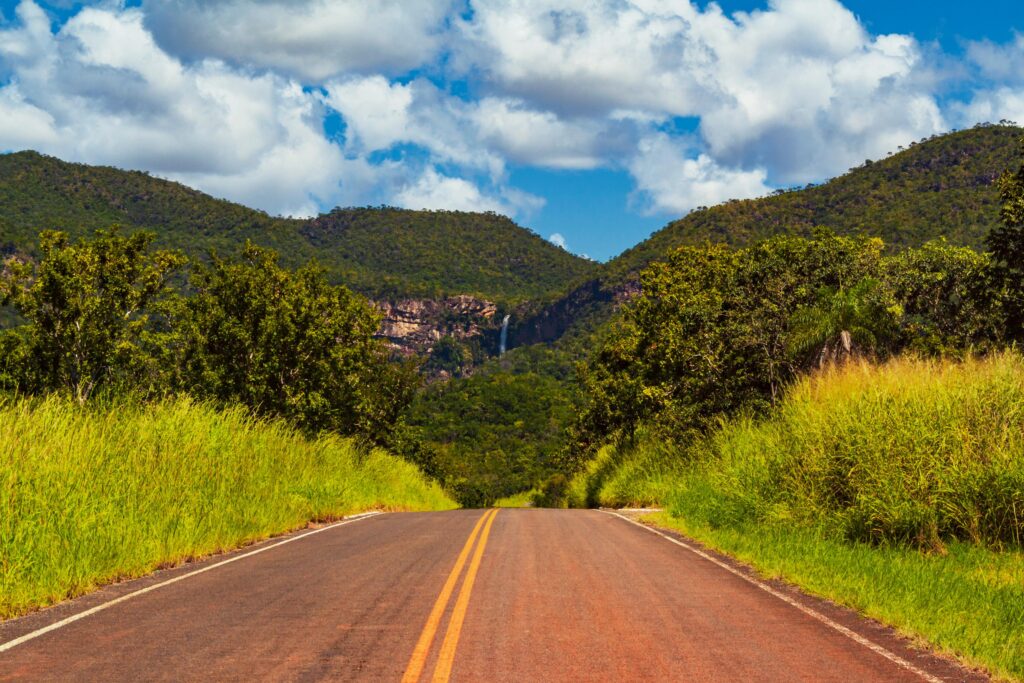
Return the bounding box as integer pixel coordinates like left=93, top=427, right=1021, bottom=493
left=1, top=1, right=1023, bottom=261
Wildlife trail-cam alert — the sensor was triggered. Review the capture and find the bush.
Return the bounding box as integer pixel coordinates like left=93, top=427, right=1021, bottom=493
left=532, top=474, right=570, bottom=508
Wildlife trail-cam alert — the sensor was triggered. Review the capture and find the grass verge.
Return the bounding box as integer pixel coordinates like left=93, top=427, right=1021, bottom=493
left=0, top=396, right=456, bottom=620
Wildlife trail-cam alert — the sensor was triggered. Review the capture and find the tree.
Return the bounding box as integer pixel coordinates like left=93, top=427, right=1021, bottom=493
left=883, top=241, right=1004, bottom=355
left=177, top=243, right=418, bottom=444
left=788, top=279, right=902, bottom=367
left=0, top=229, right=185, bottom=402
left=570, top=233, right=898, bottom=463
left=988, top=135, right=1024, bottom=338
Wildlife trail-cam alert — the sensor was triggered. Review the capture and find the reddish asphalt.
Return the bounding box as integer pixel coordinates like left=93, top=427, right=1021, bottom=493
left=0, top=509, right=984, bottom=682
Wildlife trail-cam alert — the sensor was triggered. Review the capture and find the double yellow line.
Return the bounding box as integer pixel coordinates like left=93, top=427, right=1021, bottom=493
left=402, top=509, right=499, bottom=683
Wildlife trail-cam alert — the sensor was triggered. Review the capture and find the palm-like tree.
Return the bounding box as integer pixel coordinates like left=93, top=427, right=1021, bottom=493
left=788, top=278, right=900, bottom=367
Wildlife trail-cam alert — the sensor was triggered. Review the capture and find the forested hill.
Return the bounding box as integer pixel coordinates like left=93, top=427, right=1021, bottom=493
left=0, top=151, right=597, bottom=302
left=300, top=208, right=595, bottom=300
left=606, top=124, right=1022, bottom=281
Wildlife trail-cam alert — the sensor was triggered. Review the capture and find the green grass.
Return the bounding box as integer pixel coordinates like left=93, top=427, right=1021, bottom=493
left=678, top=354, right=1024, bottom=550
left=0, top=396, right=455, bottom=620
left=576, top=353, right=1024, bottom=678
left=492, top=490, right=537, bottom=508
left=568, top=437, right=686, bottom=509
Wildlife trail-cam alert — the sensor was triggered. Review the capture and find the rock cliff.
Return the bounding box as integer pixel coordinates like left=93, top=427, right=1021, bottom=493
left=374, top=295, right=500, bottom=357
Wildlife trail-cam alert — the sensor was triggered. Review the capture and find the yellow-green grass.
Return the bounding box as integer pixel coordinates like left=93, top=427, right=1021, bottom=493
left=0, top=396, right=455, bottom=620
left=579, top=353, right=1024, bottom=678
left=493, top=490, right=537, bottom=507
left=568, top=438, right=685, bottom=509
left=677, top=353, right=1024, bottom=550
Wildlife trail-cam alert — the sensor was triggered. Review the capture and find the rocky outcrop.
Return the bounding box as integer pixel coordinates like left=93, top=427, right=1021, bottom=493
left=374, top=295, right=500, bottom=357
left=508, top=278, right=640, bottom=348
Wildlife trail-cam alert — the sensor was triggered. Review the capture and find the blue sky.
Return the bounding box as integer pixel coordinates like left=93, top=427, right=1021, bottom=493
left=1, top=1, right=1023, bottom=261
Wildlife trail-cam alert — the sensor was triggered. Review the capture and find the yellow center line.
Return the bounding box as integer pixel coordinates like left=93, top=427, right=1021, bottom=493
left=431, top=508, right=499, bottom=683
left=402, top=509, right=495, bottom=683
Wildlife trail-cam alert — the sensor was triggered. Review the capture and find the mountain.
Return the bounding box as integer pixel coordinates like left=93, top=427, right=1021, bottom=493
left=511, top=123, right=1023, bottom=348
left=299, top=207, right=595, bottom=301
left=605, top=123, right=1021, bottom=283
left=0, top=151, right=597, bottom=303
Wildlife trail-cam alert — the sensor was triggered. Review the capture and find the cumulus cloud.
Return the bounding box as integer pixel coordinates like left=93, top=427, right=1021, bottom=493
left=967, top=33, right=1024, bottom=85
left=952, top=35, right=1024, bottom=129
left=548, top=232, right=567, bottom=249
left=143, top=0, right=458, bottom=82
left=0, top=0, right=535, bottom=220
left=470, top=98, right=616, bottom=170
left=0, top=1, right=359, bottom=215
left=952, top=88, right=1024, bottom=128
left=324, top=76, right=506, bottom=179
left=629, top=134, right=771, bottom=215
left=456, top=0, right=946, bottom=185
left=394, top=168, right=495, bottom=212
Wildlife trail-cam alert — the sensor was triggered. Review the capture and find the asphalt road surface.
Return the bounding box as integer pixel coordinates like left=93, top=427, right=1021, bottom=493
left=0, top=509, right=984, bottom=682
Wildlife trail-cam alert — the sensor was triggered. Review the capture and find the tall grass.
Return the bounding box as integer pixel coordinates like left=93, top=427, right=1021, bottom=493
left=671, top=353, right=1024, bottom=550
left=0, top=396, right=455, bottom=619
left=568, top=436, right=687, bottom=509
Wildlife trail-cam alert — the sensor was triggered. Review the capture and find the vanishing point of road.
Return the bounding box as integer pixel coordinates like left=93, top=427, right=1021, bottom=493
left=0, top=509, right=984, bottom=682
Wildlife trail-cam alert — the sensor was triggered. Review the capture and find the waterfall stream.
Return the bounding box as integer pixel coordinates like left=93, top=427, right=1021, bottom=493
left=499, top=314, right=511, bottom=355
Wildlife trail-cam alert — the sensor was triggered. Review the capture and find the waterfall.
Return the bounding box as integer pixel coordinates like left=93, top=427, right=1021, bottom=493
left=499, top=314, right=511, bottom=355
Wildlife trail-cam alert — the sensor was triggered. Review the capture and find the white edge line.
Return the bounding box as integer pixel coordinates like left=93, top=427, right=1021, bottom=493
left=602, top=510, right=944, bottom=683
left=0, top=511, right=384, bottom=654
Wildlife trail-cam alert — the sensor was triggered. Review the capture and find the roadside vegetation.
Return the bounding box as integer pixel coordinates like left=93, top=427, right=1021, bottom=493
left=0, top=228, right=460, bottom=618
left=0, top=396, right=454, bottom=620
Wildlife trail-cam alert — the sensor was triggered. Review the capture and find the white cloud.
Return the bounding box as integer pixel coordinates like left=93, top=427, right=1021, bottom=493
left=395, top=167, right=507, bottom=214
left=548, top=232, right=567, bottom=249
left=967, top=33, right=1024, bottom=85
left=324, top=76, right=506, bottom=179
left=2, top=0, right=1021, bottom=243
left=456, top=0, right=946, bottom=185
left=0, top=1, right=361, bottom=215
left=143, top=0, right=458, bottom=82
left=952, top=88, right=1024, bottom=128
left=470, top=98, right=614, bottom=169
left=629, top=134, right=771, bottom=215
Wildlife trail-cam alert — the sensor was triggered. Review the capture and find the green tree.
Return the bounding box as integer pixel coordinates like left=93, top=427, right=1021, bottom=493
left=0, top=229, right=185, bottom=402
left=788, top=279, right=902, bottom=367
left=988, top=136, right=1024, bottom=338
left=573, top=233, right=886, bottom=457
left=178, top=243, right=418, bottom=444
left=884, top=241, right=1004, bottom=355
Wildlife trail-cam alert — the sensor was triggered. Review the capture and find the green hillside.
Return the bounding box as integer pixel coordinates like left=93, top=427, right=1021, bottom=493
left=300, top=208, right=595, bottom=300
left=0, top=151, right=596, bottom=301
left=607, top=124, right=1020, bottom=281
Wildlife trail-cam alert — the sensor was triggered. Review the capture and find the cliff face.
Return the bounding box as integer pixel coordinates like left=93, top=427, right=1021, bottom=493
left=374, top=295, right=500, bottom=357
left=508, top=278, right=639, bottom=348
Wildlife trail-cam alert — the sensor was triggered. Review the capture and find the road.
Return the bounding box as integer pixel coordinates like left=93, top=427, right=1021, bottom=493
left=0, top=509, right=983, bottom=682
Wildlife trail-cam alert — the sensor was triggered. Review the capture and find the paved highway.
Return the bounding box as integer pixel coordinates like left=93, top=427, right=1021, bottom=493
left=0, top=509, right=983, bottom=681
